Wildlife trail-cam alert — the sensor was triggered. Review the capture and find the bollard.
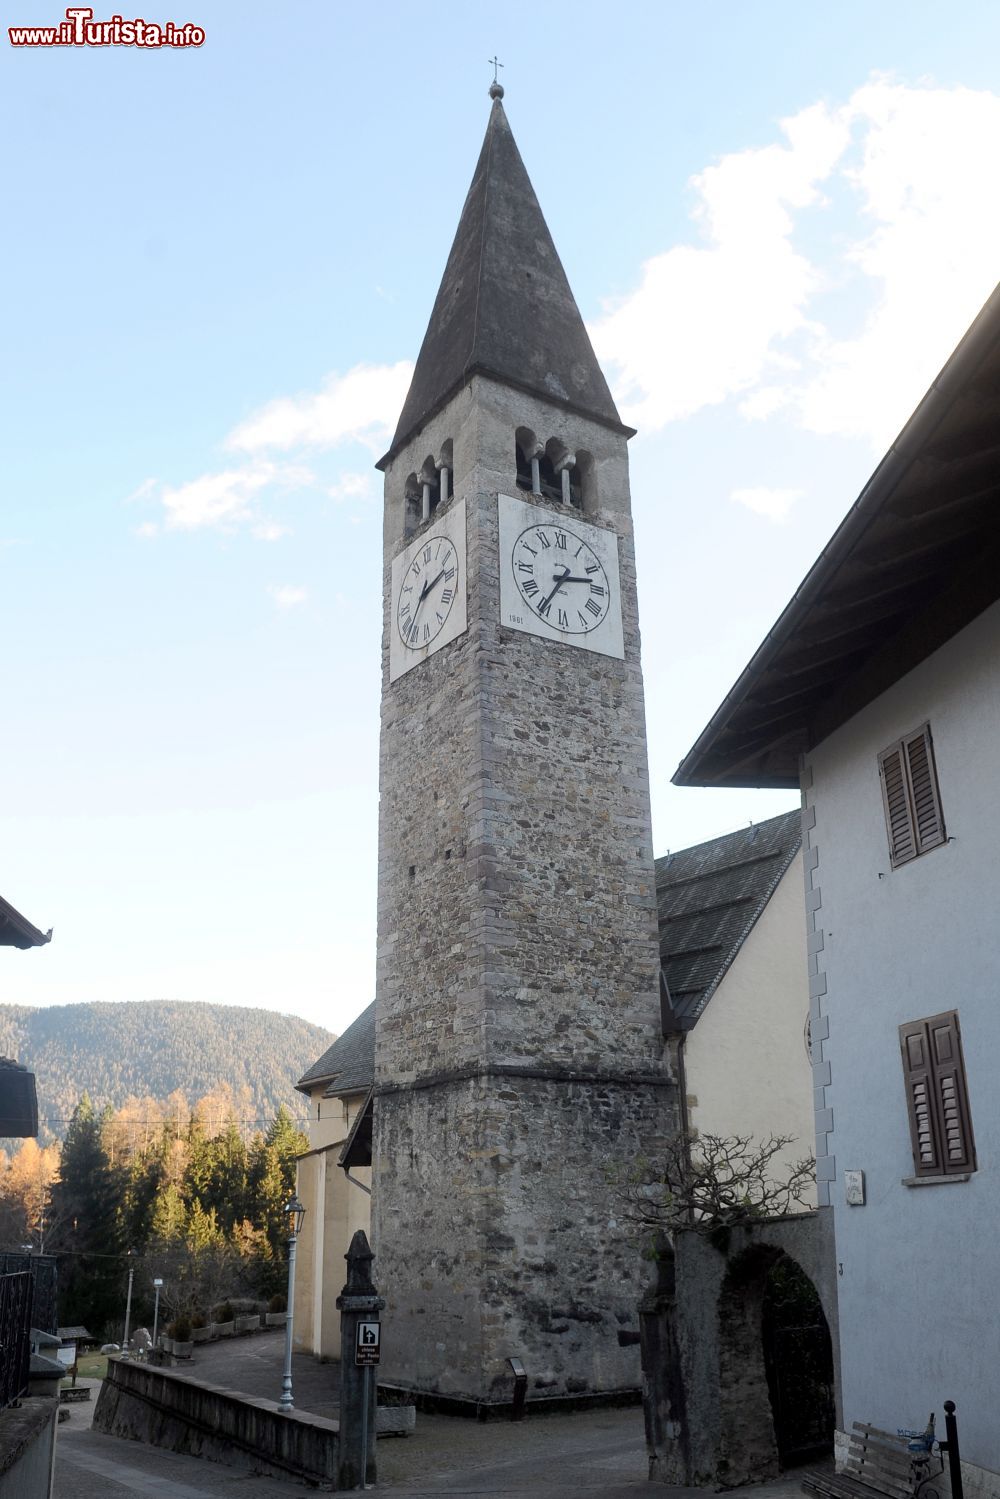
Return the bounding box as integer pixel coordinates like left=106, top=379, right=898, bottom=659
left=942, top=1401, right=964, bottom=1499
left=337, top=1231, right=385, bottom=1492
left=508, top=1357, right=527, bottom=1421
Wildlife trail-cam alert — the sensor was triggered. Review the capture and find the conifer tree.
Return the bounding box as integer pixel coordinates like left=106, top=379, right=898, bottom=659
left=49, top=1094, right=125, bottom=1333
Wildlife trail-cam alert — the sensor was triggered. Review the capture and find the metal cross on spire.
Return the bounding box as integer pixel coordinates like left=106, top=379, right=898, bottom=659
left=488, top=55, right=504, bottom=99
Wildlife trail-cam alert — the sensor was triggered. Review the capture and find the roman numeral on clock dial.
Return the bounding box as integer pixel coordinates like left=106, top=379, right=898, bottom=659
left=510, top=521, right=613, bottom=637
left=396, top=534, right=463, bottom=652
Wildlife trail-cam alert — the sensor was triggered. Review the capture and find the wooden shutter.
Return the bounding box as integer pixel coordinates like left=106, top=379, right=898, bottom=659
left=903, top=727, right=945, bottom=855
left=899, top=1011, right=975, bottom=1177
left=927, top=1012, right=976, bottom=1172
left=879, top=743, right=917, bottom=866
left=879, top=724, right=944, bottom=868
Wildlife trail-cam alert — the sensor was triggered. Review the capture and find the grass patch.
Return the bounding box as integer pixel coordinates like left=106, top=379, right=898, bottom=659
left=63, top=1352, right=109, bottom=1382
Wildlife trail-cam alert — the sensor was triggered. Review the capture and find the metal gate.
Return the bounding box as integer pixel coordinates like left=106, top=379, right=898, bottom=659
left=763, top=1320, right=835, bottom=1465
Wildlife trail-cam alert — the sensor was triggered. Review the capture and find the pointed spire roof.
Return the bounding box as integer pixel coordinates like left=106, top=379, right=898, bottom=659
left=380, top=96, right=630, bottom=468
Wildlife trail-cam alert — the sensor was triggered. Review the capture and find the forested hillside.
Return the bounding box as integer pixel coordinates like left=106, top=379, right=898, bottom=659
left=0, top=1001, right=333, bottom=1138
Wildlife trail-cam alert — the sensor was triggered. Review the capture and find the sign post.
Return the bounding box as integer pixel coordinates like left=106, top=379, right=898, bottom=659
left=356, top=1320, right=380, bottom=1475
left=337, top=1232, right=384, bottom=1491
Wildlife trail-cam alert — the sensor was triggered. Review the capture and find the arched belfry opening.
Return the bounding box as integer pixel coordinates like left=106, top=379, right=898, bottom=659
left=438, top=439, right=454, bottom=504
left=717, top=1245, right=834, bottom=1483
left=404, top=472, right=421, bottom=535
left=515, top=426, right=537, bottom=492
left=513, top=429, right=585, bottom=509
left=419, top=457, right=440, bottom=521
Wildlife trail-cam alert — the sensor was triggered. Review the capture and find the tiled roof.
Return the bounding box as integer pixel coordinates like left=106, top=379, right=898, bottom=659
left=296, top=1001, right=375, bottom=1097
left=655, top=809, right=801, bottom=1029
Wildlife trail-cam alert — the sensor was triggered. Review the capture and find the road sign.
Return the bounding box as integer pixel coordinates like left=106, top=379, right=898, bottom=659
left=356, top=1320, right=380, bottom=1366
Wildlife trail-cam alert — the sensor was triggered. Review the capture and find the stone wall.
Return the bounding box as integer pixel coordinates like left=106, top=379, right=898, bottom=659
left=642, top=1215, right=838, bottom=1487
left=0, top=1398, right=57, bottom=1499
left=93, top=1357, right=338, bottom=1486
left=373, top=375, right=675, bottom=1405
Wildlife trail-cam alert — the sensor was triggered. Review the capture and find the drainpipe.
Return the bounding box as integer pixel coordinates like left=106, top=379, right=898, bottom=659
left=675, top=1032, right=695, bottom=1227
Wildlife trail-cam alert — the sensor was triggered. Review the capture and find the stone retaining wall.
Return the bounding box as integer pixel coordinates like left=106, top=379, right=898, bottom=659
left=0, top=1396, right=57, bottom=1499
left=93, top=1357, right=338, bottom=1486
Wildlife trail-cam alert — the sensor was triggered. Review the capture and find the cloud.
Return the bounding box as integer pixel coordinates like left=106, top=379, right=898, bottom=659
left=786, top=81, right=1000, bottom=448
left=591, top=79, right=1000, bottom=450
left=226, top=361, right=413, bottom=455
left=267, top=584, right=308, bottom=609
left=328, top=472, right=372, bottom=502
left=731, top=486, right=803, bottom=523
left=125, top=477, right=158, bottom=505
left=130, top=359, right=402, bottom=539
left=141, top=461, right=313, bottom=535
left=590, top=102, right=848, bottom=428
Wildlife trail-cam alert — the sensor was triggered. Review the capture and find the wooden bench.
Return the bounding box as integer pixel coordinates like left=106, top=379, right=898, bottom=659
left=802, top=1423, right=921, bottom=1499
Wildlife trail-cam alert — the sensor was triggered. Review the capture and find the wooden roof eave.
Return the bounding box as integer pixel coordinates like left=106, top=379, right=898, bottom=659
left=674, top=279, right=1000, bottom=790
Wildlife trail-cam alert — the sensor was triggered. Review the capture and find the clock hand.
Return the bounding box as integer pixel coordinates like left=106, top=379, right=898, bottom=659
left=550, top=574, right=592, bottom=584
left=419, top=568, right=446, bottom=603
left=540, top=570, right=571, bottom=612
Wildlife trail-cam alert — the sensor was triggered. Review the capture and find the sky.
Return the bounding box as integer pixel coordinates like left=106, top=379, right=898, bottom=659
left=5, top=1, right=1000, bottom=1036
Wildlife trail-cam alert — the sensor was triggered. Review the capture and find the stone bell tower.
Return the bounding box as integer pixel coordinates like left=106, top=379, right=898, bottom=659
left=371, top=85, right=674, bottom=1410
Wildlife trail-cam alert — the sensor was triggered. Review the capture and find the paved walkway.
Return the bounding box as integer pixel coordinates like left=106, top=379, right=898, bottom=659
left=52, top=1330, right=806, bottom=1498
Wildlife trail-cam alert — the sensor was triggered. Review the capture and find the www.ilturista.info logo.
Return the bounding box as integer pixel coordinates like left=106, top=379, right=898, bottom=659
left=9, top=7, right=205, bottom=46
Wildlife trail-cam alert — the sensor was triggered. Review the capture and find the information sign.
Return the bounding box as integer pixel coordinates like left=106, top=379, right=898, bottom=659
left=355, top=1321, right=380, bottom=1366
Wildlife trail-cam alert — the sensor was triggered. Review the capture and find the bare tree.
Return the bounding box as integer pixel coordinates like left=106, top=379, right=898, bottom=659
left=624, top=1132, right=815, bottom=1243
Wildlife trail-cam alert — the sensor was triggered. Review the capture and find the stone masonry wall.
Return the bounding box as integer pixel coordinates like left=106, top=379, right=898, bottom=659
left=373, top=375, right=675, bottom=1404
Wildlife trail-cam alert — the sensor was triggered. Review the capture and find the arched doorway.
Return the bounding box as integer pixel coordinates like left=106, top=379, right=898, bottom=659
left=717, top=1245, right=834, bottom=1485
left=762, top=1255, right=835, bottom=1466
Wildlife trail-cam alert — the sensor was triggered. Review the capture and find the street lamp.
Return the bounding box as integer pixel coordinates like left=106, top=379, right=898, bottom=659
left=152, top=1278, right=164, bottom=1349
left=123, top=1251, right=135, bottom=1354
left=279, top=1195, right=306, bottom=1412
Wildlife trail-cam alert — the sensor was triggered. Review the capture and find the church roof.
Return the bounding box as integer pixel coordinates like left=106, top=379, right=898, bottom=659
left=656, top=810, right=801, bottom=1030
left=295, top=1001, right=375, bottom=1096
left=379, top=95, right=629, bottom=469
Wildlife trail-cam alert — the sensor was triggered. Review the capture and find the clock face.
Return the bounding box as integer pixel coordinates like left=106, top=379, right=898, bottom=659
left=396, top=536, right=460, bottom=650
left=388, top=499, right=468, bottom=682
left=510, top=521, right=611, bottom=635
left=498, top=493, right=624, bottom=659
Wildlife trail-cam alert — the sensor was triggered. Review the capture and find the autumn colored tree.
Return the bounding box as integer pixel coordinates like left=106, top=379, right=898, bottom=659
left=0, top=1137, right=60, bottom=1249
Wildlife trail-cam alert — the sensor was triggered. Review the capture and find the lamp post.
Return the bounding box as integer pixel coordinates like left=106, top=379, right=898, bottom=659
left=152, top=1277, right=164, bottom=1349
left=123, top=1251, right=135, bottom=1353
left=279, top=1195, right=306, bottom=1412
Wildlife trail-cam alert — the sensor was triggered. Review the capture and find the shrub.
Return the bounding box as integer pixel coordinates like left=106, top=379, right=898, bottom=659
left=190, top=1312, right=207, bottom=1330
left=172, top=1316, right=192, bottom=1342
left=268, top=1294, right=286, bottom=1314
left=214, top=1302, right=234, bottom=1324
